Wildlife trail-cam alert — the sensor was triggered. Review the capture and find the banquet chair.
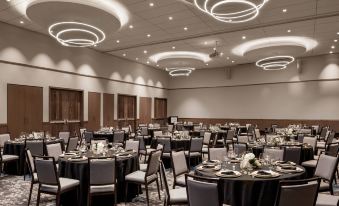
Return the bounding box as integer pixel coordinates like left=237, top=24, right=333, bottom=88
left=317, top=131, right=335, bottom=152
left=201, top=132, right=212, bottom=156
left=171, top=150, right=189, bottom=188
left=153, top=131, right=163, bottom=138
left=79, top=128, right=86, bottom=139
left=302, top=142, right=339, bottom=168
left=91, top=139, right=108, bottom=145
left=303, top=136, right=317, bottom=152
left=0, top=146, right=19, bottom=175
left=125, top=140, right=140, bottom=155
left=153, top=123, right=161, bottom=129
left=167, top=124, right=174, bottom=133
left=254, top=129, right=261, bottom=140
left=46, top=143, right=63, bottom=162
left=316, top=193, right=339, bottom=206
left=0, top=133, right=11, bottom=149
left=297, top=134, right=305, bottom=143
left=66, top=136, right=79, bottom=153
left=208, top=147, right=227, bottom=162
left=157, top=137, right=171, bottom=159
left=88, top=157, right=117, bottom=206
left=113, top=130, right=125, bottom=147
left=314, top=154, right=339, bottom=195
left=160, top=162, right=187, bottom=206
left=282, top=145, right=302, bottom=164
left=83, top=131, right=94, bottom=144
left=136, top=136, right=156, bottom=163
left=318, top=127, right=329, bottom=141
left=140, top=144, right=163, bottom=172
left=125, top=149, right=162, bottom=206
left=34, top=156, right=80, bottom=206
left=185, top=138, right=203, bottom=168
left=237, top=135, right=249, bottom=144
left=274, top=177, right=320, bottom=206
left=217, top=129, right=235, bottom=146
left=140, top=126, right=151, bottom=140
left=263, top=147, right=284, bottom=161
left=33, top=131, right=45, bottom=139
left=25, top=139, right=44, bottom=156
left=185, top=174, right=223, bottom=206
left=59, top=131, right=70, bottom=144
left=233, top=143, right=248, bottom=157
left=25, top=148, right=38, bottom=206
left=128, top=125, right=136, bottom=138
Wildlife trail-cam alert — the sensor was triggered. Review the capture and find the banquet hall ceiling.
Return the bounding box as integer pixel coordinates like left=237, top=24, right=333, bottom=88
left=0, top=0, right=339, bottom=70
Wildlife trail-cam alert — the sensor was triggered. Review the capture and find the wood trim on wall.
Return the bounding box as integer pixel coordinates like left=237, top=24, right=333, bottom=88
left=139, top=97, right=152, bottom=124
left=88, top=92, right=101, bottom=131
left=103, top=93, right=114, bottom=127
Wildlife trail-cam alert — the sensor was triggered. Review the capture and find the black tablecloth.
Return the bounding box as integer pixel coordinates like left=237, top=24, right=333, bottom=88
left=151, top=139, right=190, bottom=151
left=195, top=164, right=305, bottom=206
left=251, top=146, right=314, bottom=162
left=3, top=139, right=64, bottom=175
left=58, top=154, right=139, bottom=205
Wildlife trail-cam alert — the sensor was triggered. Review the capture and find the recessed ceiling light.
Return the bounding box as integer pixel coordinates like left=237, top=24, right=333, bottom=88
left=136, top=57, right=139, bottom=60
left=146, top=61, right=150, bottom=64
left=147, top=34, right=151, bottom=38
left=122, top=53, right=126, bottom=56
left=334, top=39, right=338, bottom=42
left=331, top=45, right=335, bottom=49
left=242, top=36, right=246, bottom=40
left=329, top=51, right=333, bottom=54
left=149, top=2, right=154, bottom=7
left=206, top=63, right=209, bottom=66
left=129, top=25, right=134, bottom=29
left=232, top=60, right=235, bottom=63
left=156, top=64, right=159, bottom=67
left=184, top=27, right=188, bottom=31
left=6, top=0, right=10, bottom=2
left=220, top=52, right=224, bottom=56
left=337, top=32, right=339, bottom=35
left=204, top=41, right=207, bottom=45
left=20, top=21, right=24, bottom=24
left=168, top=16, right=173, bottom=20
left=226, top=57, right=230, bottom=60
left=282, top=9, right=287, bottom=13
left=143, top=50, right=148, bottom=54
left=116, top=40, right=120, bottom=43
left=287, top=29, right=291, bottom=33
left=94, top=44, right=97, bottom=47
left=172, top=46, right=176, bottom=50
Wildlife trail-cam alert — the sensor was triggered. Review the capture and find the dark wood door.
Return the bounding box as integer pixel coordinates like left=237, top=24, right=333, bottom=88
left=139, top=97, right=152, bottom=124
left=8, top=84, right=43, bottom=138
left=88, top=92, right=101, bottom=131
left=117, top=94, right=136, bottom=130
left=103, top=93, right=114, bottom=127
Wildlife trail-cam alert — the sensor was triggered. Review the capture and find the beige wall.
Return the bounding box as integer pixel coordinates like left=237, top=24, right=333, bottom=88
left=0, top=22, right=168, bottom=125
left=168, top=54, right=339, bottom=120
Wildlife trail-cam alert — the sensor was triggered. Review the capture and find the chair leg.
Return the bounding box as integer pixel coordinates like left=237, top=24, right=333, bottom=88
left=156, top=178, right=161, bottom=200
left=159, top=171, right=163, bottom=190
left=28, top=182, right=34, bottom=206
left=124, top=182, right=128, bottom=204
left=56, top=194, right=60, bottom=206
left=145, top=184, right=150, bottom=206
left=36, top=186, right=41, bottom=206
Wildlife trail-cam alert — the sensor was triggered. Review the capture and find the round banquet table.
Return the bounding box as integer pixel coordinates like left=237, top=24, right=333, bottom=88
left=195, top=163, right=305, bottom=206
left=3, top=139, right=64, bottom=175
left=58, top=152, right=139, bottom=206
left=151, top=138, right=190, bottom=151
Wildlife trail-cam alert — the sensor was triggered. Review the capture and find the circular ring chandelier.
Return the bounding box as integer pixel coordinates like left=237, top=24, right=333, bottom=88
left=166, top=67, right=196, bottom=77
left=256, top=55, right=295, bottom=70
left=48, top=22, right=106, bottom=47
left=193, top=0, right=269, bottom=23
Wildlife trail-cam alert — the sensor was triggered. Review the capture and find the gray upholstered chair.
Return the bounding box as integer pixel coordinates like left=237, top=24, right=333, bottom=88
left=317, top=130, right=333, bottom=151
left=302, top=142, right=339, bottom=168
left=88, top=157, right=117, bottom=205
left=113, top=130, right=125, bottom=146
left=218, top=129, right=235, bottom=146
left=79, top=128, right=86, bottom=139
left=0, top=133, right=10, bottom=148
left=263, top=147, right=284, bottom=161
left=233, top=143, right=248, bottom=157
left=171, top=151, right=189, bottom=188
left=140, top=126, right=151, bottom=140
left=160, top=162, right=187, bottom=206
left=25, top=148, right=38, bottom=206
left=125, top=140, right=140, bottom=155
left=153, top=131, right=163, bottom=138
left=314, top=154, right=339, bottom=195
left=125, top=149, right=162, bottom=205
left=201, top=132, right=212, bottom=155
left=136, top=136, right=155, bottom=163
left=59, top=131, right=70, bottom=144
left=84, top=131, right=93, bottom=144
left=46, top=143, right=63, bottom=161
left=185, top=174, right=223, bottom=206
left=34, top=156, right=79, bottom=206
left=316, top=193, right=339, bottom=206
left=167, top=124, right=174, bottom=133
left=66, top=136, right=79, bottom=153
left=157, top=137, right=171, bottom=159
left=237, top=135, right=249, bottom=144
left=0, top=147, right=19, bottom=175
left=275, top=177, right=320, bottom=206
left=282, top=145, right=302, bottom=164
left=208, top=147, right=227, bottom=162
left=303, top=136, right=317, bottom=151
left=25, top=139, right=44, bottom=156
left=185, top=138, right=203, bottom=168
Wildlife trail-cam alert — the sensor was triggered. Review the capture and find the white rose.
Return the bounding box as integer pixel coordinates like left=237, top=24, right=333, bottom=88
left=244, top=153, right=255, bottom=160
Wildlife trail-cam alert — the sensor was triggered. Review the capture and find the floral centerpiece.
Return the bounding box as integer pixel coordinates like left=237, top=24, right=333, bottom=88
left=240, top=153, right=261, bottom=170
left=92, top=142, right=105, bottom=154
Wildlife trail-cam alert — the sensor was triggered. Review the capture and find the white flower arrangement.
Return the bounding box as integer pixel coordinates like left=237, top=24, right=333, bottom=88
left=240, top=153, right=261, bottom=170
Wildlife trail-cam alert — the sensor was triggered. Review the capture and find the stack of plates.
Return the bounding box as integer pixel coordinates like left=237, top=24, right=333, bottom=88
left=251, top=170, right=281, bottom=178
left=215, top=170, right=242, bottom=178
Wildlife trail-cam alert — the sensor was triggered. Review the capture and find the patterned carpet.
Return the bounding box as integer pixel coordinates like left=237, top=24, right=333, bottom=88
left=0, top=170, right=176, bottom=206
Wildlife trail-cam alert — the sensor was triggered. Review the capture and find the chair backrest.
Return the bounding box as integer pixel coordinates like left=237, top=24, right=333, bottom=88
left=203, top=132, right=211, bottom=145
left=25, top=149, right=35, bottom=173
left=303, top=137, right=317, bottom=150
left=160, top=162, right=170, bottom=200
left=283, top=146, right=302, bottom=164
left=79, top=128, right=86, bottom=137
left=34, top=156, right=59, bottom=186
left=171, top=151, right=188, bottom=176
left=113, top=131, right=125, bottom=143
left=135, top=136, right=146, bottom=150
left=209, top=148, right=227, bottom=161
left=186, top=174, right=222, bottom=206
left=0, top=133, right=10, bottom=148
left=89, top=157, right=116, bottom=185
left=125, top=140, right=140, bottom=155
left=254, top=129, right=261, bottom=139
left=84, top=131, right=93, bottom=143
left=194, top=125, right=201, bottom=132
left=157, top=138, right=171, bottom=153
left=315, top=154, right=338, bottom=181
left=46, top=143, right=63, bottom=161
left=167, top=124, right=174, bottom=132
left=140, top=126, right=148, bottom=136
left=275, top=177, right=320, bottom=206
left=226, top=130, right=235, bottom=140
left=263, top=148, right=284, bottom=161
left=326, top=142, right=339, bottom=157
left=33, top=131, right=44, bottom=139
left=59, top=131, right=70, bottom=144
left=153, top=131, right=163, bottom=138
left=146, top=149, right=162, bottom=177
left=297, top=134, right=304, bottom=143
left=91, top=139, right=108, bottom=146
left=190, top=138, right=203, bottom=153
left=233, top=143, right=247, bottom=156
left=153, top=123, right=161, bottom=129
left=319, top=127, right=328, bottom=139
left=66, top=136, right=79, bottom=152
left=25, top=139, right=44, bottom=156
left=237, top=135, right=249, bottom=143
left=326, top=131, right=335, bottom=144
left=121, top=127, right=130, bottom=134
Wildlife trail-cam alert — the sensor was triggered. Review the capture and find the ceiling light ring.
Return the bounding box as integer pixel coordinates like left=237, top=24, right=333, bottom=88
left=210, top=0, right=258, bottom=19
left=167, top=67, right=195, bottom=77
left=262, top=64, right=287, bottom=70
left=61, top=39, right=96, bottom=47
left=149, top=51, right=211, bottom=63
left=55, top=29, right=99, bottom=44
left=256, top=55, right=295, bottom=70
